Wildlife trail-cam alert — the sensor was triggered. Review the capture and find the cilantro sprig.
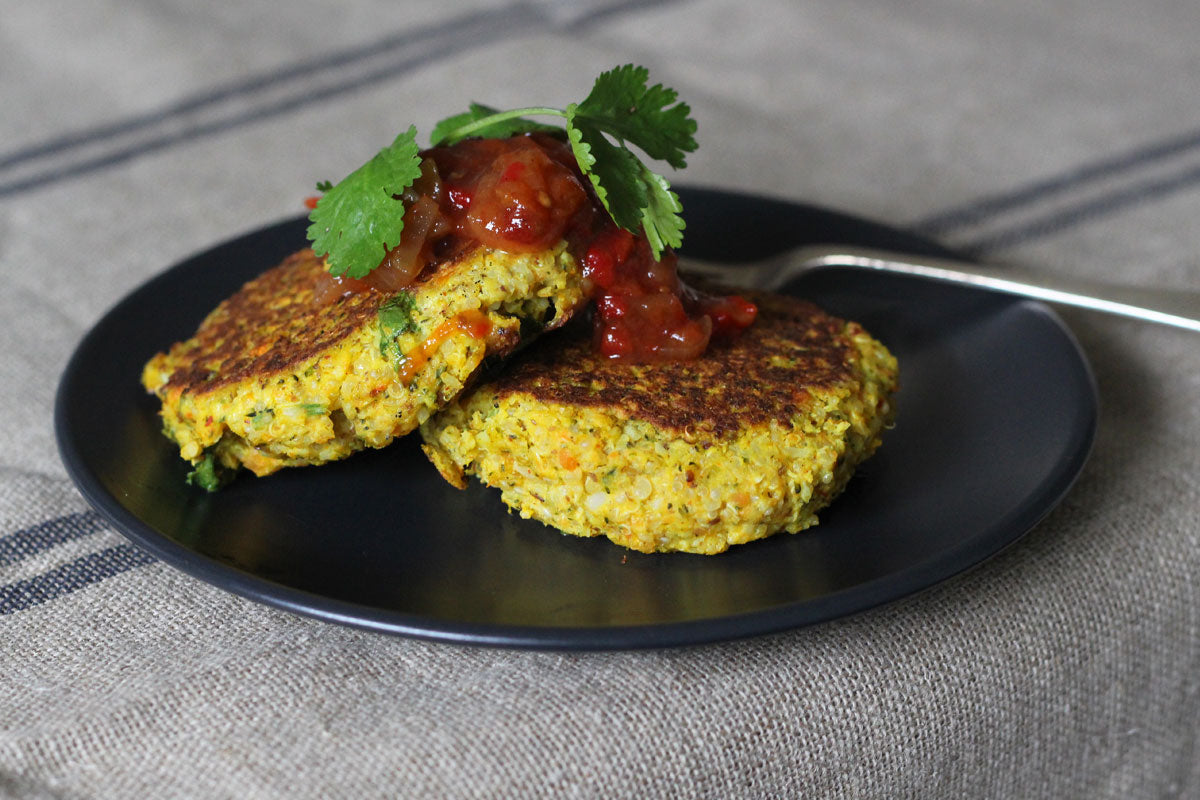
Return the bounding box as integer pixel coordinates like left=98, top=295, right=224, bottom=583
left=307, top=126, right=422, bottom=279
left=306, top=65, right=697, bottom=278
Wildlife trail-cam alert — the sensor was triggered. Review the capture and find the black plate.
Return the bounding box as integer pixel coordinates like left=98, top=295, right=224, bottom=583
left=55, top=188, right=1097, bottom=649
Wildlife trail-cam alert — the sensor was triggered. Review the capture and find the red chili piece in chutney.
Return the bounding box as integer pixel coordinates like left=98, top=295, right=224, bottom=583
left=583, top=227, right=757, bottom=361
left=313, top=133, right=756, bottom=360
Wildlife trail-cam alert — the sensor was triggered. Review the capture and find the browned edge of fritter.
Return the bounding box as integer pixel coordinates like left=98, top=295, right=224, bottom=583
left=154, top=245, right=496, bottom=397
left=482, top=289, right=861, bottom=438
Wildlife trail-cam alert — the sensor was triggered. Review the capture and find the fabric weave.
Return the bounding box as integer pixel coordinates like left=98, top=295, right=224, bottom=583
left=2, top=0, right=1197, bottom=796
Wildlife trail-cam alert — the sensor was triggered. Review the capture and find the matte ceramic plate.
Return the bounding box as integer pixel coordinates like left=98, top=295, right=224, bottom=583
left=55, top=188, right=1097, bottom=649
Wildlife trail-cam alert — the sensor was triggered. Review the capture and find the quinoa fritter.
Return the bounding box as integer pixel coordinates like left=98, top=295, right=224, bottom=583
left=141, top=243, right=587, bottom=483
left=420, top=289, right=899, bottom=554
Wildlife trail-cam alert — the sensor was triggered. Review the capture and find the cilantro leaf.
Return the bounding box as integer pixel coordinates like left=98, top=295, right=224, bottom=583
left=306, top=66, right=698, bottom=275
left=306, top=126, right=423, bottom=279
left=563, top=65, right=696, bottom=258
left=378, top=291, right=418, bottom=363
left=571, top=64, right=697, bottom=169
left=636, top=163, right=686, bottom=256
left=567, top=119, right=647, bottom=233
left=431, top=103, right=558, bottom=146
left=186, top=450, right=233, bottom=492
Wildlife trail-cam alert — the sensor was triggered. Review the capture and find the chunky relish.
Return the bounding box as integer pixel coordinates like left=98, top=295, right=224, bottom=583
left=583, top=227, right=757, bottom=361
left=314, top=133, right=755, bottom=360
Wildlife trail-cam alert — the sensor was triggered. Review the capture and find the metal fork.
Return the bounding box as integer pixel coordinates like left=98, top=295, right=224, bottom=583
left=679, top=244, right=1200, bottom=333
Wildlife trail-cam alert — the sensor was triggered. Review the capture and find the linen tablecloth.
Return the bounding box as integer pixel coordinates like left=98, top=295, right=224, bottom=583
left=3, top=1, right=1198, bottom=796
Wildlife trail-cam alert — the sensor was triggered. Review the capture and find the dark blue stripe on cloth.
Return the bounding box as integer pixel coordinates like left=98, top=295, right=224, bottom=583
left=911, top=127, right=1200, bottom=236
left=0, top=544, right=157, bottom=615
left=0, top=0, right=678, bottom=199
left=0, top=511, right=109, bottom=567
left=957, top=159, right=1200, bottom=255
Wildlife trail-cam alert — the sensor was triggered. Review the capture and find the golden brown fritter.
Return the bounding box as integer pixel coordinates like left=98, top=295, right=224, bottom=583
left=420, top=289, right=899, bottom=554
left=143, top=243, right=588, bottom=484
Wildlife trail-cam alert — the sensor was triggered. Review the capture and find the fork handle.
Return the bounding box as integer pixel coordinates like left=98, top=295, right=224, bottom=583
left=781, top=245, right=1200, bottom=333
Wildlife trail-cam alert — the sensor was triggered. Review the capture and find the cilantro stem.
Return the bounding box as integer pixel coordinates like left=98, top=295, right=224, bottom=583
left=438, top=106, right=565, bottom=143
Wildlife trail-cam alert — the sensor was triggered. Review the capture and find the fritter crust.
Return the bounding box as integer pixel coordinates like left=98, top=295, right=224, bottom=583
left=156, top=250, right=381, bottom=396
left=484, top=292, right=859, bottom=438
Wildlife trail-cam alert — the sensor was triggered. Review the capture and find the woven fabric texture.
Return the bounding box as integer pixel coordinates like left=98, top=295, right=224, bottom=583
left=2, top=1, right=1198, bottom=797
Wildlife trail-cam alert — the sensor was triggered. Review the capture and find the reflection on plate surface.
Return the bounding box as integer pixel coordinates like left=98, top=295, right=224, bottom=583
left=55, top=188, right=1097, bottom=649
